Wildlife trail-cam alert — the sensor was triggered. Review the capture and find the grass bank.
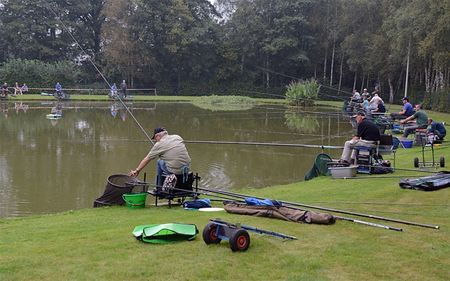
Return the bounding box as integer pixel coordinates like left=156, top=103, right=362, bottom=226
left=7, top=94, right=285, bottom=105
left=1, top=97, right=449, bottom=280
left=1, top=143, right=449, bottom=280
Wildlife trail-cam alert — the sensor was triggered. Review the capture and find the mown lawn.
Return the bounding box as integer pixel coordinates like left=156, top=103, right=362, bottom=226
left=1, top=98, right=449, bottom=280
left=1, top=142, right=449, bottom=281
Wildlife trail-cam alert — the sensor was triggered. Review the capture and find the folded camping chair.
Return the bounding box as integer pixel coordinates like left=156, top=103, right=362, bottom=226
left=149, top=172, right=200, bottom=207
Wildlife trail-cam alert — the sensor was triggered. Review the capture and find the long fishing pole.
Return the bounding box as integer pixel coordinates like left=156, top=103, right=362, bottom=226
left=354, top=163, right=442, bottom=174
left=195, top=187, right=440, bottom=229
left=333, top=216, right=402, bottom=232
left=158, top=185, right=402, bottom=231
left=183, top=140, right=343, bottom=149
left=48, top=5, right=153, bottom=144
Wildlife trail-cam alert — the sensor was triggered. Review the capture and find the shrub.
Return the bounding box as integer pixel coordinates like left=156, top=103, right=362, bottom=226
left=284, top=79, right=320, bottom=106
left=423, top=89, right=450, bottom=113
left=0, top=59, right=81, bottom=88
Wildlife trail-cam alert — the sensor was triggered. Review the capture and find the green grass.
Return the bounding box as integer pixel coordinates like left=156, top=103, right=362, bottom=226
left=193, top=95, right=257, bottom=111
left=1, top=97, right=450, bottom=280
left=1, top=143, right=449, bottom=281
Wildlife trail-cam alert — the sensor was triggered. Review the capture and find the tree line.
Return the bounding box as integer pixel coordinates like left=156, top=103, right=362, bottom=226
left=0, top=0, right=448, bottom=109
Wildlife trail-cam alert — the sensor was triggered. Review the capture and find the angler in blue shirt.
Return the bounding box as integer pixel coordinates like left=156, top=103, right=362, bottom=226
left=391, top=97, right=415, bottom=120
left=428, top=118, right=446, bottom=141
left=55, top=82, right=62, bottom=98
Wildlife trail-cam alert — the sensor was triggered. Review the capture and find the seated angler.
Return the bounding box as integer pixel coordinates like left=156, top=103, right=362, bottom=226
left=339, top=112, right=381, bottom=165
left=371, top=101, right=386, bottom=114
left=391, top=97, right=414, bottom=120
left=350, top=89, right=361, bottom=102
left=55, top=82, right=62, bottom=98
left=428, top=118, right=446, bottom=142
left=129, top=127, right=191, bottom=188
left=361, top=88, right=370, bottom=100
left=400, top=104, right=428, bottom=138
left=368, top=92, right=384, bottom=111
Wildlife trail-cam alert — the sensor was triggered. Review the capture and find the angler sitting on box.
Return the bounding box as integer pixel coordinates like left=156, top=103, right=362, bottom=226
left=338, top=111, right=381, bottom=165
left=128, top=127, right=191, bottom=188
left=428, top=118, right=446, bottom=142
left=400, top=104, right=428, bottom=138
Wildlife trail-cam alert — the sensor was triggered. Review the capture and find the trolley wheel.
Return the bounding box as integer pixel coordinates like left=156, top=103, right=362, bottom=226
left=414, top=157, right=419, bottom=168
left=440, top=156, right=445, bottom=168
left=229, top=229, right=250, bottom=252
left=202, top=223, right=221, bottom=244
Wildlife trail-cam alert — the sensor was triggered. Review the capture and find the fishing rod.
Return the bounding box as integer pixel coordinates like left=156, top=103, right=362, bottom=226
left=157, top=185, right=402, bottom=231
left=334, top=216, right=402, bottom=232
left=302, top=201, right=450, bottom=207
left=183, top=140, right=343, bottom=149
left=137, top=178, right=402, bottom=231
left=256, top=66, right=352, bottom=98
left=47, top=5, right=153, bottom=144
left=354, top=163, right=442, bottom=174
left=195, top=187, right=440, bottom=229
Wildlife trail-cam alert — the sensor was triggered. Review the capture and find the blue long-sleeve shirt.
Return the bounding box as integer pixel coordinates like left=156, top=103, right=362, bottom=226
left=429, top=122, right=446, bottom=136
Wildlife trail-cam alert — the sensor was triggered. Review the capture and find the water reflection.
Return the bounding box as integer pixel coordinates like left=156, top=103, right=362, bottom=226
left=284, top=108, right=320, bottom=134
left=1, top=101, right=8, bottom=118
left=14, top=102, right=29, bottom=114
left=51, top=102, right=63, bottom=116
left=110, top=102, right=127, bottom=121
left=0, top=101, right=351, bottom=217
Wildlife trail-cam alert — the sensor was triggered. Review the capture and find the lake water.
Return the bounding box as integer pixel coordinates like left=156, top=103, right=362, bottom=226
left=0, top=101, right=353, bottom=217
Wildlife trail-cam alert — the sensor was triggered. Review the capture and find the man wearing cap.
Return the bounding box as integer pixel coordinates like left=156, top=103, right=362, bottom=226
left=400, top=104, right=428, bottom=138
left=339, top=112, right=381, bottom=165
left=391, top=97, right=415, bottom=120
left=129, top=127, right=191, bottom=187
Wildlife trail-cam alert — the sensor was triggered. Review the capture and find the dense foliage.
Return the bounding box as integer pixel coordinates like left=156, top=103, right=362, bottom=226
left=285, top=80, right=320, bottom=106
left=0, top=0, right=448, bottom=110
left=0, top=59, right=81, bottom=90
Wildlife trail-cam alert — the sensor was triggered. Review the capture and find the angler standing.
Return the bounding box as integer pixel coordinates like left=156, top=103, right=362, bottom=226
left=120, top=80, right=127, bottom=98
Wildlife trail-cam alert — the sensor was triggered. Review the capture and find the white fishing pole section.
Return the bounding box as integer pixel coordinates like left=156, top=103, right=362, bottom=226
left=47, top=5, right=154, bottom=144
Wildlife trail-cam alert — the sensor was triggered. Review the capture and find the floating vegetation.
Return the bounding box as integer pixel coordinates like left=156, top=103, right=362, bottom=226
left=193, top=95, right=256, bottom=111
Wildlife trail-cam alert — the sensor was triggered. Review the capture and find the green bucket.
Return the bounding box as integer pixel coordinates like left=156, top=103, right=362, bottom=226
left=123, top=193, right=147, bottom=209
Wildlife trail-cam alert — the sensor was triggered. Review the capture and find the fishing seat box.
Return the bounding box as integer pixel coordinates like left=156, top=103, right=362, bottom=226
left=355, top=134, right=395, bottom=174
left=149, top=172, right=200, bottom=207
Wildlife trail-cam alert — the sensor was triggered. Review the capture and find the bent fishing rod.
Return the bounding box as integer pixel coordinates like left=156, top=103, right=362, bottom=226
left=194, top=187, right=440, bottom=229
left=48, top=5, right=153, bottom=144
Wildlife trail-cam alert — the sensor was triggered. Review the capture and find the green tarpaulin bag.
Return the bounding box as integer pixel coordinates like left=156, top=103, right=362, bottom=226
left=132, top=223, right=198, bottom=244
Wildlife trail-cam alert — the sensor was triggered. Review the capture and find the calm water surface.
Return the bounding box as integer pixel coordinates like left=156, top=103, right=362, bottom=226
left=0, top=101, right=353, bottom=217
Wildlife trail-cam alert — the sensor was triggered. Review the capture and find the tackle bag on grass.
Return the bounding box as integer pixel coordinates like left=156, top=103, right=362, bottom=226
left=399, top=172, right=450, bottom=191
left=132, top=223, right=198, bottom=244
left=182, top=198, right=211, bottom=209
left=223, top=201, right=335, bottom=225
